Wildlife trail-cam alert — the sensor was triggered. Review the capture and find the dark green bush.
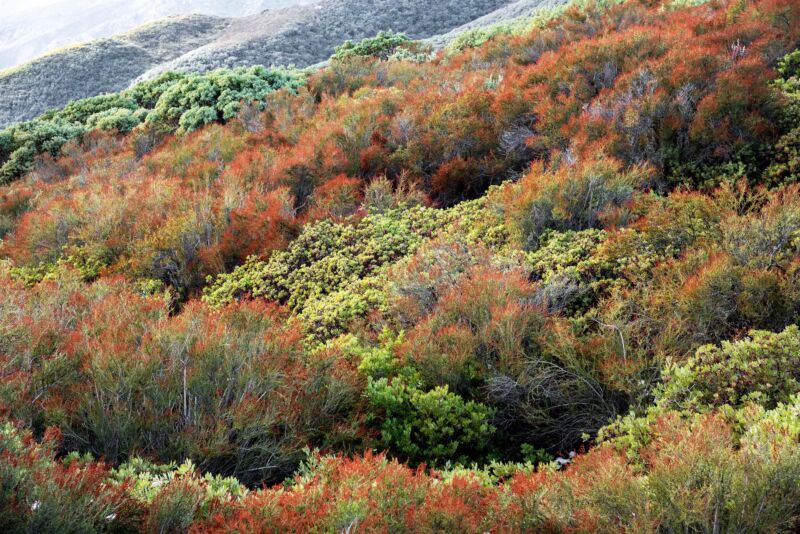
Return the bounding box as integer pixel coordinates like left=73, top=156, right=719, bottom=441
left=365, top=376, right=495, bottom=465
left=332, top=31, right=413, bottom=61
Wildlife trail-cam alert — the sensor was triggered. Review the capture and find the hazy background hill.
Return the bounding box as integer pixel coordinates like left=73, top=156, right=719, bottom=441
left=0, top=0, right=567, bottom=128
left=0, top=1, right=317, bottom=71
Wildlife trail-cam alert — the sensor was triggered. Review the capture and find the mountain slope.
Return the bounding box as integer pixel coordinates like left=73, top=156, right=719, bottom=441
left=0, top=15, right=230, bottom=129
left=137, top=0, right=533, bottom=76
left=426, top=0, right=571, bottom=48
left=0, top=0, right=549, bottom=128
left=0, top=0, right=316, bottom=72
left=1, top=0, right=800, bottom=529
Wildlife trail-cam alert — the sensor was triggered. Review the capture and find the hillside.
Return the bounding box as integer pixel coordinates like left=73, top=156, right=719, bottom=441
left=0, top=1, right=316, bottom=71
left=426, top=0, right=570, bottom=48
left=0, top=0, right=559, bottom=128
left=0, top=15, right=231, bottom=129
left=1, top=0, right=800, bottom=531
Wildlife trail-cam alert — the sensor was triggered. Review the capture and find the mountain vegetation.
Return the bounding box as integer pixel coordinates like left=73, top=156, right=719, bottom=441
left=1, top=0, right=800, bottom=531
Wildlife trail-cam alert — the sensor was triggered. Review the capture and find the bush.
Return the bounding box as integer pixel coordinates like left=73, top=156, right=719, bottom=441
left=332, top=31, right=413, bottom=61
left=386, top=262, right=620, bottom=454
left=203, top=205, right=450, bottom=340
left=0, top=273, right=363, bottom=486
left=0, top=66, right=306, bottom=184
left=146, top=65, right=305, bottom=133
left=722, top=184, right=800, bottom=269
left=659, top=325, right=800, bottom=412
left=503, top=157, right=649, bottom=250
left=365, top=377, right=495, bottom=465
left=0, top=425, right=143, bottom=534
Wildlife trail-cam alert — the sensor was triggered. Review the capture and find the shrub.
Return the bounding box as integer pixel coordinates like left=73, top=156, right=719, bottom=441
left=0, top=272, right=364, bottom=486
left=722, top=184, right=800, bottom=270
left=146, top=66, right=305, bottom=133
left=0, top=66, right=306, bottom=184
left=677, top=254, right=794, bottom=346
left=365, top=377, right=495, bottom=465
left=332, top=31, right=413, bottom=61
left=503, top=157, right=649, bottom=250
left=659, top=325, right=800, bottom=412
left=0, top=425, right=143, bottom=534
left=203, top=205, right=450, bottom=340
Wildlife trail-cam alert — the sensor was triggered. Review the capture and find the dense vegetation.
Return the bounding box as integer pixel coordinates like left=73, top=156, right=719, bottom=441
left=1, top=0, right=800, bottom=531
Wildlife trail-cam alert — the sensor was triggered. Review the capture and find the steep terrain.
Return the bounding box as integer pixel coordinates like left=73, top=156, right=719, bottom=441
left=426, top=0, right=570, bottom=48
left=0, top=0, right=566, bottom=128
left=2, top=0, right=800, bottom=530
left=0, top=0, right=316, bottom=71
left=0, top=15, right=230, bottom=129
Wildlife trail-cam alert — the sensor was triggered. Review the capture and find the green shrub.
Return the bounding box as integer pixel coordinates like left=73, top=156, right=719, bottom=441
left=365, top=376, right=495, bottom=465
left=741, top=395, right=800, bottom=450
left=0, top=66, right=306, bottom=184
left=658, top=325, right=800, bottom=412
left=765, top=126, right=800, bottom=186
left=526, top=229, right=613, bottom=315
left=204, top=206, right=450, bottom=340
left=145, top=65, right=305, bottom=133
left=85, top=107, right=142, bottom=133
left=0, top=121, right=84, bottom=184
left=333, top=31, right=413, bottom=61
left=722, top=185, right=800, bottom=269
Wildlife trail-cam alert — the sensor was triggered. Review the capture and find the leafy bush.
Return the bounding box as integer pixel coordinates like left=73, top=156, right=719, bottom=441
left=145, top=65, right=306, bottom=133
left=365, top=377, right=495, bottom=465
left=204, top=205, right=450, bottom=339
left=659, top=325, right=800, bottom=412
left=332, top=31, right=413, bottom=61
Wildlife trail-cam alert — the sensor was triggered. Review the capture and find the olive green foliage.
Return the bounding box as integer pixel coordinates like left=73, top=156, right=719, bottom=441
left=659, top=325, right=800, bottom=412
left=204, top=206, right=451, bottom=339
left=599, top=319, right=800, bottom=469
left=741, top=395, right=800, bottom=449
left=332, top=31, right=413, bottom=61
left=765, top=50, right=800, bottom=186
left=526, top=229, right=617, bottom=315
left=446, top=15, right=537, bottom=54
left=0, top=66, right=305, bottom=184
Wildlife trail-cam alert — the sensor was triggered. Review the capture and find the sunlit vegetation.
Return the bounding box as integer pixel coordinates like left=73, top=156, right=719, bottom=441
left=1, top=0, right=800, bottom=530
